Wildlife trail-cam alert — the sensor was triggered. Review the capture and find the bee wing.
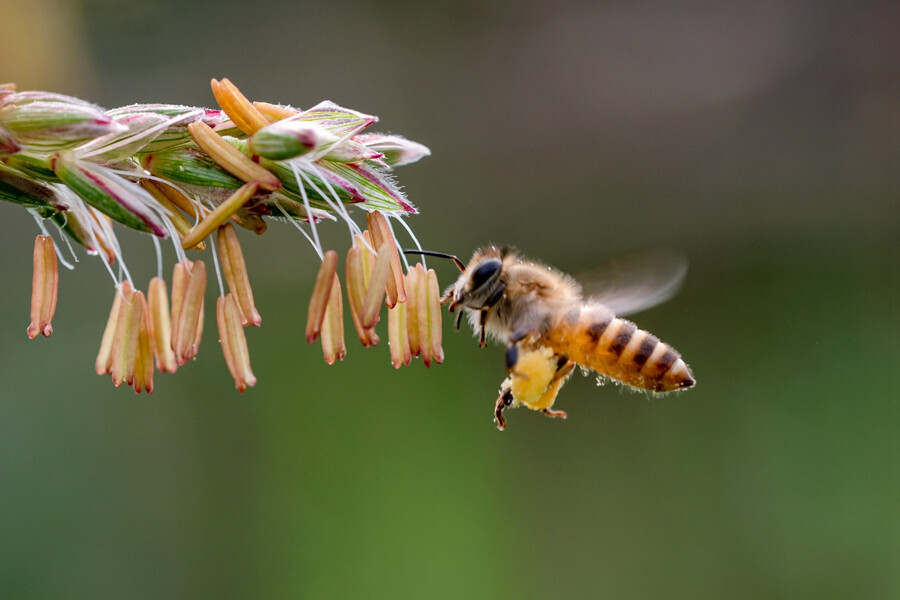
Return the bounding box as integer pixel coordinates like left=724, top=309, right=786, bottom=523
left=579, top=247, right=688, bottom=316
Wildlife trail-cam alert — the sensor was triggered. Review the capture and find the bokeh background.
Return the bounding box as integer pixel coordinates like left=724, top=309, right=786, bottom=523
left=0, top=0, right=896, bottom=598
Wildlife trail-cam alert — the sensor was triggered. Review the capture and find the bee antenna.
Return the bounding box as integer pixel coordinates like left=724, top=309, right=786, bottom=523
left=402, top=249, right=466, bottom=272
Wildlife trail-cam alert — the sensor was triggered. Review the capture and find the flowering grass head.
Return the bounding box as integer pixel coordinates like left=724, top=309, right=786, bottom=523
left=1, top=78, right=442, bottom=392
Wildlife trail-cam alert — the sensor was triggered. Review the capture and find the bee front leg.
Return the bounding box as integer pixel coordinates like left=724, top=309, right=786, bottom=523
left=479, top=310, right=488, bottom=347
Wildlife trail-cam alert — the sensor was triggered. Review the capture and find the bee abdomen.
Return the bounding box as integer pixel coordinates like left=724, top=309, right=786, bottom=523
left=553, top=312, right=695, bottom=393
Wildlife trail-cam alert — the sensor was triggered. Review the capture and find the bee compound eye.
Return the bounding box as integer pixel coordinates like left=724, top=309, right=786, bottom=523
left=470, top=258, right=502, bottom=291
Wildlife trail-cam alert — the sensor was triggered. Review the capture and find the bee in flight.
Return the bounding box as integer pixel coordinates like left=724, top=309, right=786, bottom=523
left=438, top=245, right=696, bottom=430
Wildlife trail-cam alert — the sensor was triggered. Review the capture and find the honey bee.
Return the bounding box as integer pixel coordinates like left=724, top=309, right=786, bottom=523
left=442, top=246, right=695, bottom=429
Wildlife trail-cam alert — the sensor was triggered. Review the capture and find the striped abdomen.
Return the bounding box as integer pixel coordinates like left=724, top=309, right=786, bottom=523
left=544, top=304, right=695, bottom=393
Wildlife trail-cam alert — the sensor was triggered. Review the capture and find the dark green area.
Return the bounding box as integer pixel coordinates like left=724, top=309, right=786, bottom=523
left=0, top=0, right=895, bottom=598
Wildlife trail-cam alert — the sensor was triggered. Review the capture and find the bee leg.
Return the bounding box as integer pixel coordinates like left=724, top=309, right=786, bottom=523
left=505, top=343, right=518, bottom=371
left=478, top=310, right=488, bottom=347
left=540, top=357, right=574, bottom=420
left=494, top=387, right=513, bottom=431
left=454, top=310, right=463, bottom=331
left=505, top=326, right=535, bottom=371
left=541, top=407, right=567, bottom=419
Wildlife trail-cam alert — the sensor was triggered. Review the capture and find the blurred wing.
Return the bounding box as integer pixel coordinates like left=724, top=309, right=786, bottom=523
left=579, top=247, right=688, bottom=316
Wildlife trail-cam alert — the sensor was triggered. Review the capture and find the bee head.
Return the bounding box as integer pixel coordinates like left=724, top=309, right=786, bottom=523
left=447, top=246, right=509, bottom=311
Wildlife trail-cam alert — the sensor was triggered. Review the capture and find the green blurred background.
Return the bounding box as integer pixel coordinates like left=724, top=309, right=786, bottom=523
left=0, top=0, right=896, bottom=598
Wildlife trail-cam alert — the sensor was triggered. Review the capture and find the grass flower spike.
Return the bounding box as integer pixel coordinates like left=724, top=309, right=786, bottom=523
left=1, top=78, right=438, bottom=392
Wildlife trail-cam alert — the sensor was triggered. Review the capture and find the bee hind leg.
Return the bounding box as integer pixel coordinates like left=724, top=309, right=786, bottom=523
left=494, top=387, right=514, bottom=431
left=539, top=357, right=575, bottom=420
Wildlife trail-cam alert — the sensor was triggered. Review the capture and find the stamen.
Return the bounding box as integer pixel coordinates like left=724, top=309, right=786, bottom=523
left=306, top=250, right=338, bottom=343
left=96, top=282, right=130, bottom=375
left=366, top=211, right=406, bottom=306
left=320, top=276, right=346, bottom=364
left=216, top=293, right=257, bottom=392
left=404, top=265, right=421, bottom=357
left=148, top=277, right=178, bottom=373
left=215, top=223, right=261, bottom=327
left=210, top=78, right=269, bottom=136
left=387, top=300, right=411, bottom=368
left=109, top=284, right=141, bottom=387
left=186, top=121, right=280, bottom=191
left=361, top=242, right=391, bottom=328
left=27, top=235, right=58, bottom=339
left=180, top=182, right=259, bottom=250
left=425, top=268, right=444, bottom=364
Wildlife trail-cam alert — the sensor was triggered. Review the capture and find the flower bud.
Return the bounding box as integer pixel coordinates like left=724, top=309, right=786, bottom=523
left=249, top=119, right=335, bottom=160
left=0, top=167, right=62, bottom=209
left=0, top=94, right=124, bottom=148
left=298, top=101, right=376, bottom=139
left=0, top=125, right=20, bottom=157
left=140, top=146, right=243, bottom=190
left=52, top=152, right=167, bottom=236
left=27, top=235, right=58, bottom=339
left=216, top=294, right=257, bottom=392
left=216, top=223, right=260, bottom=326
left=306, top=250, right=338, bottom=343
left=354, top=133, right=431, bottom=167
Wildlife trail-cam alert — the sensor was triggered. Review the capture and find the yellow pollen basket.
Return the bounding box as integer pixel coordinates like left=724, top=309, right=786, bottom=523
left=503, top=346, right=568, bottom=411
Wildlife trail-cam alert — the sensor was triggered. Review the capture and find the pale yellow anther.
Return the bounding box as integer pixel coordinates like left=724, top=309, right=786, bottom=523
left=306, top=250, right=338, bottom=343
left=253, top=101, right=299, bottom=123
left=210, top=78, right=270, bottom=136
left=404, top=266, right=421, bottom=357
left=180, top=181, right=259, bottom=250
left=366, top=211, right=405, bottom=306
left=151, top=180, right=202, bottom=220
left=388, top=299, right=411, bottom=369
left=109, top=284, right=141, bottom=387
left=172, top=259, right=206, bottom=364
left=425, top=268, right=444, bottom=364
left=170, top=259, right=191, bottom=345
left=361, top=242, right=392, bottom=328
left=27, top=235, right=58, bottom=339
left=216, top=223, right=261, bottom=327
left=148, top=277, right=177, bottom=373
left=415, top=264, right=433, bottom=367
left=132, top=291, right=154, bottom=394
left=227, top=210, right=268, bottom=235
left=139, top=180, right=206, bottom=250
left=216, top=293, right=257, bottom=392
left=346, top=246, right=378, bottom=347
left=320, top=276, right=346, bottom=364
left=187, top=121, right=280, bottom=191
left=95, top=281, right=131, bottom=375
